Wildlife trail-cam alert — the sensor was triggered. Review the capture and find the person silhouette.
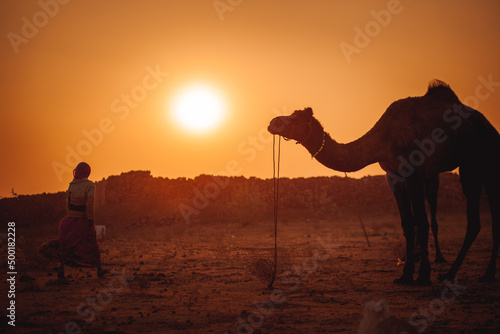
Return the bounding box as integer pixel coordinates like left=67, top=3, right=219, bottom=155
left=40, top=162, right=107, bottom=279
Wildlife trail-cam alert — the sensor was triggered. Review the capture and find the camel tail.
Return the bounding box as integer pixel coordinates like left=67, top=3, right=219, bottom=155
left=425, top=79, right=460, bottom=102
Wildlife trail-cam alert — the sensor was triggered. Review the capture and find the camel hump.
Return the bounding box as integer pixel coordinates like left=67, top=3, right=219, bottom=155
left=425, top=79, right=460, bottom=102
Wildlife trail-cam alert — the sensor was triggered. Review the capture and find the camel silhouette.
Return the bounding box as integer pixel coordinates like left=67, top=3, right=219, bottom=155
left=268, top=80, right=499, bottom=285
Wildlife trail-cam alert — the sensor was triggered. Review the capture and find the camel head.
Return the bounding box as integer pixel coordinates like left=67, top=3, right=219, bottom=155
left=268, top=107, right=314, bottom=142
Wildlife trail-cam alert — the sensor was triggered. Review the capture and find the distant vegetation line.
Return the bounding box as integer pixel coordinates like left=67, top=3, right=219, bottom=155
left=0, top=171, right=470, bottom=230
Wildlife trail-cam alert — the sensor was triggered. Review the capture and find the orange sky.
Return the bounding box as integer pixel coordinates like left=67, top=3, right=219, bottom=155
left=1, top=0, right=500, bottom=196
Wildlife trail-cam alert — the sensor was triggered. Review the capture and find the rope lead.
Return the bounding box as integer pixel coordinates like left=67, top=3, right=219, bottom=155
left=269, top=135, right=280, bottom=288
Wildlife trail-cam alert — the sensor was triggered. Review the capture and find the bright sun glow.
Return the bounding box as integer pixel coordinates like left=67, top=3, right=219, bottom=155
left=171, top=84, right=226, bottom=133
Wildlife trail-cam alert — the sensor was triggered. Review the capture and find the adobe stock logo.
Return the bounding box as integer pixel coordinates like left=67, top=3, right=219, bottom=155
left=213, top=0, right=243, bottom=21
left=7, top=0, right=72, bottom=54
left=386, top=74, right=500, bottom=190
left=178, top=106, right=288, bottom=225
left=52, top=65, right=169, bottom=182
left=339, top=0, right=405, bottom=64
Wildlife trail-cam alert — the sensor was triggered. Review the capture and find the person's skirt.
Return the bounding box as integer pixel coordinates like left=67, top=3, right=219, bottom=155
left=39, top=216, right=101, bottom=268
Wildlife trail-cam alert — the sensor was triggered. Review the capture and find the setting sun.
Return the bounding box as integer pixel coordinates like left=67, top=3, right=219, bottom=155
left=171, top=84, right=226, bottom=133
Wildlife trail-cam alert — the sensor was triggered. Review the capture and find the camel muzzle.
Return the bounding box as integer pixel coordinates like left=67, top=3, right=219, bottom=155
left=268, top=117, right=287, bottom=135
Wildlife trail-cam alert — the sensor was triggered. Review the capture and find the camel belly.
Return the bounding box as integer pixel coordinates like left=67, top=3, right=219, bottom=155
left=379, top=143, right=460, bottom=179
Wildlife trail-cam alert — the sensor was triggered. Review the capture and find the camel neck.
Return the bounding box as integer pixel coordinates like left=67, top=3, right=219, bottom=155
left=302, top=119, right=381, bottom=173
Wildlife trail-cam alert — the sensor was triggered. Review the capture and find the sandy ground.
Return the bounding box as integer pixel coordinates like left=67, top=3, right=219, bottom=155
left=2, top=211, right=499, bottom=334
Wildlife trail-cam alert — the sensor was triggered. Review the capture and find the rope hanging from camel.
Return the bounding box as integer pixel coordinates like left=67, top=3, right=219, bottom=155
left=257, top=135, right=280, bottom=289
left=271, top=134, right=280, bottom=287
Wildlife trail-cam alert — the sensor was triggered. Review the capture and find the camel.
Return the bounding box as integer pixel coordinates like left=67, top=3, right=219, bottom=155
left=268, top=80, right=499, bottom=285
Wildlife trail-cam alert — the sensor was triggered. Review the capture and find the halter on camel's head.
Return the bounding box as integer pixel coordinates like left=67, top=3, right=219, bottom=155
left=268, top=107, right=326, bottom=159
left=267, top=107, right=317, bottom=144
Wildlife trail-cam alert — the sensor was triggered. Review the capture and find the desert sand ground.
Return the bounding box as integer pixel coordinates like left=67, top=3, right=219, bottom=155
left=2, top=209, right=499, bottom=334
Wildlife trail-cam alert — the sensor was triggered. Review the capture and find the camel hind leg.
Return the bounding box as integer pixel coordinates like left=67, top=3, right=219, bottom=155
left=480, top=173, right=500, bottom=282
left=425, top=174, right=446, bottom=263
left=438, top=166, right=482, bottom=282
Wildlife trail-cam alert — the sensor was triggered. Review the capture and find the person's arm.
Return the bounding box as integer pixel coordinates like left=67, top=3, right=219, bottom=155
left=86, top=182, right=95, bottom=222
left=66, top=185, right=71, bottom=215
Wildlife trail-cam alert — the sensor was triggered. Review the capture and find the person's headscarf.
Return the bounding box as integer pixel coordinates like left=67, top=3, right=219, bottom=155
left=73, top=162, right=91, bottom=179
